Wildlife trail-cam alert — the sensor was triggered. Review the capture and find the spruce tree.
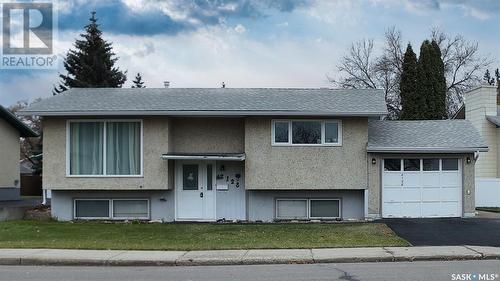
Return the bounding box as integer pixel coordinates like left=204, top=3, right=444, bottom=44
left=400, top=43, right=419, bottom=120
left=484, top=69, right=495, bottom=85
left=131, top=73, right=145, bottom=88
left=54, top=11, right=126, bottom=94
left=416, top=40, right=447, bottom=119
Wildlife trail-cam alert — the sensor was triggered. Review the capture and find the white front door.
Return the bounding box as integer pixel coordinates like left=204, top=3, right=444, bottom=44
left=176, top=161, right=216, bottom=221
left=382, top=158, right=462, bottom=218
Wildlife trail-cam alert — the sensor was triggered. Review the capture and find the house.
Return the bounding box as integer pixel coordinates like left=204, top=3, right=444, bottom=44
left=460, top=85, right=500, bottom=207
left=20, top=88, right=487, bottom=221
left=0, top=105, right=39, bottom=201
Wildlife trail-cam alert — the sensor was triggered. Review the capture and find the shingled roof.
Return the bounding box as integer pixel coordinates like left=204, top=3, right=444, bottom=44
left=368, top=120, right=488, bottom=153
left=20, top=88, right=388, bottom=116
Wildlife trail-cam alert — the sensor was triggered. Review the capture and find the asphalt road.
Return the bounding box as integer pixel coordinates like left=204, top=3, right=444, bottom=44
left=0, top=261, right=499, bottom=281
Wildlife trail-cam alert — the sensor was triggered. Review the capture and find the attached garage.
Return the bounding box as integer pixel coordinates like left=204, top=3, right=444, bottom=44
left=367, top=120, right=489, bottom=219
left=382, top=158, right=462, bottom=218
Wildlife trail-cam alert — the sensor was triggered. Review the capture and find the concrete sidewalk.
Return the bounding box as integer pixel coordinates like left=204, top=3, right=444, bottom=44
left=0, top=246, right=499, bottom=266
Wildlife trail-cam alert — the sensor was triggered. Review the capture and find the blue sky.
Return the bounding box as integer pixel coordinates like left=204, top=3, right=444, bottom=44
left=1, top=0, right=499, bottom=106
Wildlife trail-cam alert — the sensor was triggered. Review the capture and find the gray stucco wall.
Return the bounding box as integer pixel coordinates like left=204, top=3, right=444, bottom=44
left=51, top=190, right=175, bottom=221
left=170, top=117, right=244, bottom=153
left=247, top=190, right=365, bottom=221
left=0, top=118, right=20, bottom=193
left=245, top=117, right=368, bottom=190
left=43, top=117, right=171, bottom=190
left=367, top=153, right=476, bottom=218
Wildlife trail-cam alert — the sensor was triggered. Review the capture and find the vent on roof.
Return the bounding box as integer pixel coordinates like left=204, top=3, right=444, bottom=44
left=164, top=81, right=170, bottom=88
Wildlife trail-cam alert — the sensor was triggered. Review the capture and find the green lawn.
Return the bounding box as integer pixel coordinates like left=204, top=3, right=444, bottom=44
left=476, top=207, right=500, bottom=213
left=0, top=221, right=408, bottom=250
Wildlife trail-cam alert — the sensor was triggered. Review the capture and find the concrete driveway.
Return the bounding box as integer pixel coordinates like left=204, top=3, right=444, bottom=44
left=380, top=217, right=500, bottom=247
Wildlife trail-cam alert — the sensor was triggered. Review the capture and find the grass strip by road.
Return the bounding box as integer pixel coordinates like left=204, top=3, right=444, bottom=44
left=0, top=220, right=409, bottom=251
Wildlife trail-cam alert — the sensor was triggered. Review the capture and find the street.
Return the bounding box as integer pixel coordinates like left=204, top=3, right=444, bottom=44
left=0, top=260, right=499, bottom=281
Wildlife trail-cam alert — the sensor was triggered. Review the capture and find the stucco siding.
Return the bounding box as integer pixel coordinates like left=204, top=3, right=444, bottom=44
left=0, top=118, right=20, bottom=189
left=247, top=190, right=364, bottom=221
left=465, top=86, right=498, bottom=178
left=170, top=118, right=244, bottom=153
left=245, top=117, right=368, bottom=190
left=43, top=117, right=170, bottom=190
left=367, top=153, right=475, bottom=218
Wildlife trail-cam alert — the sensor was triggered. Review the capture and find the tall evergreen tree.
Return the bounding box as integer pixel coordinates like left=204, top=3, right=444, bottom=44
left=416, top=40, right=447, bottom=119
left=400, top=43, right=420, bottom=120
left=483, top=69, right=495, bottom=85
left=131, top=73, right=145, bottom=88
left=54, top=11, right=126, bottom=94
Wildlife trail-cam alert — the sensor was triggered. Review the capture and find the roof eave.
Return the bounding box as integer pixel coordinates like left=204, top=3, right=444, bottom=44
left=0, top=106, right=39, bottom=137
left=19, top=110, right=388, bottom=117
left=367, top=147, right=489, bottom=153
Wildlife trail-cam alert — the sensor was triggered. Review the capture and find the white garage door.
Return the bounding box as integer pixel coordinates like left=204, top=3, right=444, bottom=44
left=382, top=158, right=462, bottom=218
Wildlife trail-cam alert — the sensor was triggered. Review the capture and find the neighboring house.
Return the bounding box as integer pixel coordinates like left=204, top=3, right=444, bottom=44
left=0, top=105, right=39, bottom=201
left=20, top=88, right=487, bottom=221
left=460, top=85, right=500, bottom=207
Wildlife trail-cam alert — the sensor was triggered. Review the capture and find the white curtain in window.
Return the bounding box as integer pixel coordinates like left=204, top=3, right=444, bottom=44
left=70, top=122, right=104, bottom=175
left=106, top=122, right=141, bottom=175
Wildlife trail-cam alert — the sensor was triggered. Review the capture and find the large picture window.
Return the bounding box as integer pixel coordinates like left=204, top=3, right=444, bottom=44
left=271, top=120, right=342, bottom=146
left=68, top=120, right=142, bottom=176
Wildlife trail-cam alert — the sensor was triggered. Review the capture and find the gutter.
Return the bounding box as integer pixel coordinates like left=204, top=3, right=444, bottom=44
left=367, top=147, right=489, bottom=153
left=18, top=110, right=388, bottom=117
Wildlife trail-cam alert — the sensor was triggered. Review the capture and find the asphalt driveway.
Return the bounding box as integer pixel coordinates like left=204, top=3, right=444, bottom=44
left=380, top=218, right=500, bottom=247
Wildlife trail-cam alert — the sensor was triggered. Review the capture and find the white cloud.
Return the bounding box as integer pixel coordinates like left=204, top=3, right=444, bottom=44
left=234, top=24, right=246, bottom=33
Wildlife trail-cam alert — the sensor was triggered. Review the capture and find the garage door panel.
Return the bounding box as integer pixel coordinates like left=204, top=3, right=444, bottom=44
left=383, top=202, right=402, bottom=217
left=383, top=187, right=402, bottom=202
left=422, top=173, right=440, bottom=187
left=441, top=173, right=460, bottom=187
left=440, top=187, right=461, bottom=201
left=403, top=173, right=421, bottom=186
left=421, top=202, right=442, bottom=217
left=384, top=173, right=402, bottom=187
left=401, top=202, right=420, bottom=218
left=439, top=202, right=461, bottom=217
left=401, top=188, right=421, bottom=201
left=421, top=187, right=440, bottom=201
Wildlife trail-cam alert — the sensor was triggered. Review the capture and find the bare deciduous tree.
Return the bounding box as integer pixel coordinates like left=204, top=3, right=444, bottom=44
left=331, top=27, right=492, bottom=119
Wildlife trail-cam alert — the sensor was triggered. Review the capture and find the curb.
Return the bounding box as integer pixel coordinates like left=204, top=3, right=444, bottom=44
left=0, top=246, right=498, bottom=267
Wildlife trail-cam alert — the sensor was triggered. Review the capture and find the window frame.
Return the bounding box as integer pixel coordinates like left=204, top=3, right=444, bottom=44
left=275, top=198, right=342, bottom=220
left=271, top=119, right=342, bottom=147
left=73, top=199, right=112, bottom=220
left=73, top=198, right=150, bottom=220
left=309, top=198, right=342, bottom=219
left=66, top=119, right=144, bottom=178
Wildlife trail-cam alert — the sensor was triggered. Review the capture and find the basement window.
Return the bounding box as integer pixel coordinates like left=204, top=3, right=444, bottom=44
left=276, top=198, right=341, bottom=220
left=74, top=199, right=149, bottom=220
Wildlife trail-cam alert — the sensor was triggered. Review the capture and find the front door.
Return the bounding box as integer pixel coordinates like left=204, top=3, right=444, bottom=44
left=176, top=161, right=216, bottom=221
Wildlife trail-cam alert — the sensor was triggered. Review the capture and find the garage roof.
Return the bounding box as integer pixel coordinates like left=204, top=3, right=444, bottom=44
left=0, top=105, right=38, bottom=137
left=368, top=120, right=488, bottom=153
left=19, top=88, right=387, bottom=117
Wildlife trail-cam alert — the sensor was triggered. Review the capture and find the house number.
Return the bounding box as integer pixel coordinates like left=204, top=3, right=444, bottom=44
left=236, top=182, right=240, bottom=188
left=231, top=179, right=235, bottom=184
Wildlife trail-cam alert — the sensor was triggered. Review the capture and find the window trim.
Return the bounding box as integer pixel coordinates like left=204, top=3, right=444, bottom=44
left=73, top=199, right=112, bottom=220
left=275, top=198, right=342, bottom=220
left=309, top=198, right=342, bottom=219
left=73, top=198, right=150, bottom=220
left=66, top=119, right=144, bottom=178
left=271, top=119, right=342, bottom=147
left=275, top=198, right=309, bottom=219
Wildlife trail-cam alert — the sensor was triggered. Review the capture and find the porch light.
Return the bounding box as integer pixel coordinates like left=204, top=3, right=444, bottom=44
left=371, top=158, right=376, bottom=165
left=466, top=157, right=471, bottom=164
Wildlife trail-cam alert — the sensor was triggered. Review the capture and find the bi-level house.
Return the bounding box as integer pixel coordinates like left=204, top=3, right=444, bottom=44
left=0, top=105, right=38, bottom=201
left=20, top=88, right=487, bottom=221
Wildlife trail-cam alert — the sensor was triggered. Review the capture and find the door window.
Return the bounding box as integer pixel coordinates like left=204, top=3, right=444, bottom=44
left=384, top=159, right=401, bottom=171
left=423, top=159, right=439, bottom=171
left=442, top=159, right=459, bottom=171
left=183, top=164, right=198, bottom=190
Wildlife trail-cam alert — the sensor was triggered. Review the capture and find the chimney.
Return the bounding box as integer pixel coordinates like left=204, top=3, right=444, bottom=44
left=164, top=81, right=170, bottom=88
